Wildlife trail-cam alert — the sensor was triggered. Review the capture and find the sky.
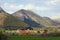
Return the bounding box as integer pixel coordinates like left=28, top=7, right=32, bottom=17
left=0, top=0, right=60, bottom=19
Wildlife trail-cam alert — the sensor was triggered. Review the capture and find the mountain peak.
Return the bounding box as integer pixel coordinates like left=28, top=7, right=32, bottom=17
left=20, top=9, right=26, bottom=11
left=12, top=9, right=52, bottom=27
left=0, top=7, right=6, bottom=13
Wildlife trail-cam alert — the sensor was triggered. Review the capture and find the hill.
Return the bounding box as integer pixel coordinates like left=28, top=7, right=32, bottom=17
left=0, top=7, right=29, bottom=30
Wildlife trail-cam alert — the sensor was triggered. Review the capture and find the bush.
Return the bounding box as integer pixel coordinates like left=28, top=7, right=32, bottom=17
left=0, top=31, right=7, bottom=40
left=37, top=31, right=40, bottom=33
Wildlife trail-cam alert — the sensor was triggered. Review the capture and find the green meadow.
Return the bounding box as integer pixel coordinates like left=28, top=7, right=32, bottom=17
left=7, top=35, right=60, bottom=40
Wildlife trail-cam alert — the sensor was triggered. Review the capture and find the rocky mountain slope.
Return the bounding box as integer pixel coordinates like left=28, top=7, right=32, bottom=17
left=12, top=9, right=52, bottom=27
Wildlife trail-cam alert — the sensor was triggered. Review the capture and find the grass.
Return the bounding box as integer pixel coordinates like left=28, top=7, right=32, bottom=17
left=7, top=35, right=60, bottom=40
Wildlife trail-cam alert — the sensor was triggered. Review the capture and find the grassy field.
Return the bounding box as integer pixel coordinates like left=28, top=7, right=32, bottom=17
left=7, top=35, right=60, bottom=40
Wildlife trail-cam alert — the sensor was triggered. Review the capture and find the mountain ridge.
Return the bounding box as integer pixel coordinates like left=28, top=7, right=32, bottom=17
left=12, top=9, right=52, bottom=27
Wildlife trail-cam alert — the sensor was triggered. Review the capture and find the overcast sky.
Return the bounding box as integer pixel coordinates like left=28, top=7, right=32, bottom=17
left=0, top=0, right=60, bottom=19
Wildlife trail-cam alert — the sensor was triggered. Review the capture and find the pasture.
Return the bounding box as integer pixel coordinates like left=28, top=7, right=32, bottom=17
left=7, top=35, right=60, bottom=40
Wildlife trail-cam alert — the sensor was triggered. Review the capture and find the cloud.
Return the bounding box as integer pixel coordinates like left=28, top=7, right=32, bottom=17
left=24, top=4, right=34, bottom=10
left=45, top=0, right=60, bottom=6
left=35, top=6, right=49, bottom=11
left=0, top=0, right=2, bottom=2
left=51, top=16, right=60, bottom=19
left=1, top=3, right=24, bottom=13
left=1, top=3, right=50, bottom=13
left=50, top=13, right=60, bottom=19
left=1, top=3, right=34, bottom=13
left=3, top=3, right=20, bottom=10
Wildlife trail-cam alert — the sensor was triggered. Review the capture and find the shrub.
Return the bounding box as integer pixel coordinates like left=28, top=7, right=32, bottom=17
left=37, top=31, right=40, bottom=34
left=0, top=31, right=7, bottom=40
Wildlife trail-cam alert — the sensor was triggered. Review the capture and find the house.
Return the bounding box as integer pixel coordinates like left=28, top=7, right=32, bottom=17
left=17, top=30, right=35, bottom=35
left=17, top=28, right=35, bottom=35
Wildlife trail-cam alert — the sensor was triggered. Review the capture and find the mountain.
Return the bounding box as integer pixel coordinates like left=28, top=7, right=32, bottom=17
left=0, top=7, right=8, bottom=27
left=12, top=9, right=52, bottom=27
left=52, top=18, right=60, bottom=26
left=0, top=7, right=29, bottom=30
left=53, top=18, right=60, bottom=22
left=43, top=17, right=56, bottom=26
left=43, top=17, right=60, bottom=27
